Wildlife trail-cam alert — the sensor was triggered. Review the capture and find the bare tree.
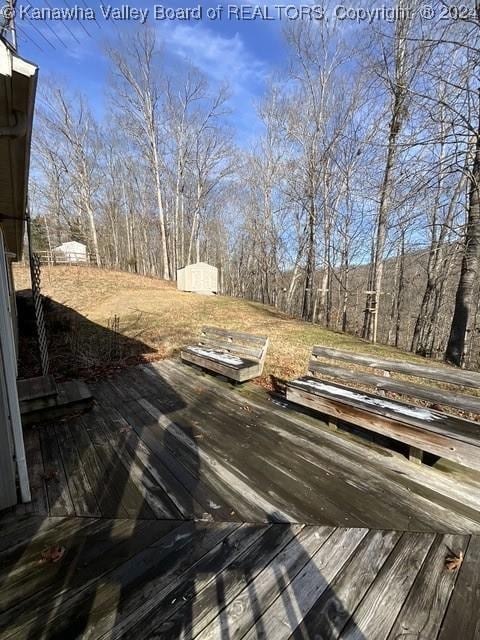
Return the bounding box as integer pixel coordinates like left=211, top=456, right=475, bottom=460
left=107, top=29, right=170, bottom=279
left=363, top=1, right=427, bottom=342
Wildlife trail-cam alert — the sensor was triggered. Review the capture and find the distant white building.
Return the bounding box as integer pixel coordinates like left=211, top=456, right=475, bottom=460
left=177, top=262, right=218, bottom=295
left=53, top=241, right=87, bottom=263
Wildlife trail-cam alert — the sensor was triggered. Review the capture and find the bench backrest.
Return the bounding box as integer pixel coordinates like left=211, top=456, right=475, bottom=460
left=199, top=326, right=269, bottom=364
left=308, top=346, right=480, bottom=416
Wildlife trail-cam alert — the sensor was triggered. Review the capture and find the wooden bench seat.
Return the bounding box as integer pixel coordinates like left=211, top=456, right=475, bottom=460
left=286, top=347, right=480, bottom=470
left=181, top=326, right=269, bottom=382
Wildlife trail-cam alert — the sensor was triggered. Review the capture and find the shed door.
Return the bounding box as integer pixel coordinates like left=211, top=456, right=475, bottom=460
left=0, top=239, right=17, bottom=510
left=192, top=268, right=208, bottom=290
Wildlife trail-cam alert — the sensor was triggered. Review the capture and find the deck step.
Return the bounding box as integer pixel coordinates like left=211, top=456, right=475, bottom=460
left=20, top=379, right=93, bottom=426
left=17, top=375, right=58, bottom=406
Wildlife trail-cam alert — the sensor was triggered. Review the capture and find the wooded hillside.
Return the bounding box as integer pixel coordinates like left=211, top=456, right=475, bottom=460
left=13, top=264, right=432, bottom=384
left=29, top=6, right=480, bottom=367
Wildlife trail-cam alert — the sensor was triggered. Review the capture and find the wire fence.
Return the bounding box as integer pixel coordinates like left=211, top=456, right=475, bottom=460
left=30, top=253, right=50, bottom=376
left=34, top=250, right=92, bottom=266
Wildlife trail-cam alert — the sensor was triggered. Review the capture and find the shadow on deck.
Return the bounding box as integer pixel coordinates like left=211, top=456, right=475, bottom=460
left=1, top=360, right=479, bottom=638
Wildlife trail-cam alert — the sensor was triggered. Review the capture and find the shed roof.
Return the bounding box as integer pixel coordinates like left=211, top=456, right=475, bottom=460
left=179, top=262, right=217, bottom=271
left=54, top=241, right=87, bottom=250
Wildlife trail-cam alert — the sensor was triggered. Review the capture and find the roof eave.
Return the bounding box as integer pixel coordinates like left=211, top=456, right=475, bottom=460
left=0, top=40, right=38, bottom=260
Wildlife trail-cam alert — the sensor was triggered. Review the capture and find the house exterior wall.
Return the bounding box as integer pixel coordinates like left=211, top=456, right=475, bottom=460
left=6, top=256, right=18, bottom=353
left=0, top=38, right=36, bottom=509
left=0, top=341, right=16, bottom=510
left=0, top=231, right=20, bottom=510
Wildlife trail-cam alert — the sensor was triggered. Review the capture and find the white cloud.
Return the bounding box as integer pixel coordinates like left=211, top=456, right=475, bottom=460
left=158, top=22, right=269, bottom=145
left=160, top=22, right=267, bottom=90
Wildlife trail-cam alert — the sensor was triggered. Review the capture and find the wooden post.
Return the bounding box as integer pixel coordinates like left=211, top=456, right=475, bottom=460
left=409, top=446, right=423, bottom=465
left=328, top=416, right=338, bottom=431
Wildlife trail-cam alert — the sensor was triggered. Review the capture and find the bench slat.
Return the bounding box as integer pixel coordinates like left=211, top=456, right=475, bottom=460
left=183, top=327, right=268, bottom=382
left=286, top=378, right=480, bottom=471
left=183, top=346, right=254, bottom=369
left=311, top=347, right=480, bottom=389
left=288, top=377, right=479, bottom=444
left=181, top=349, right=261, bottom=382
left=308, top=361, right=480, bottom=415
left=201, top=326, right=268, bottom=347
left=199, top=338, right=263, bottom=361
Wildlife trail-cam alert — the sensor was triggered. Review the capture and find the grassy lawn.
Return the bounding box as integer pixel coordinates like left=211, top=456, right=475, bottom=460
left=13, top=264, right=438, bottom=387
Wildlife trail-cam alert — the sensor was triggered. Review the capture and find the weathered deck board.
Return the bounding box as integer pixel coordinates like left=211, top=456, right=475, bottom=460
left=146, top=360, right=480, bottom=531
left=80, top=405, right=157, bottom=520
left=438, top=535, right=480, bottom=639
left=193, top=525, right=335, bottom=640
left=387, top=533, right=468, bottom=639
left=0, top=514, right=64, bottom=553
left=187, top=361, right=480, bottom=520
left=0, top=509, right=478, bottom=640
left=3, top=360, right=480, bottom=638
left=289, top=529, right=402, bottom=640
left=167, top=389, right=450, bottom=528
left=27, top=522, right=236, bottom=640
left=140, top=384, right=399, bottom=528
left=68, top=418, right=129, bottom=519
left=38, top=424, right=75, bottom=517
left=0, top=518, right=114, bottom=614
left=241, top=527, right=369, bottom=640
left=338, top=532, right=436, bottom=639
left=115, top=395, right=239, bottom=522
left=54, top=422, right=100, bottom=517
left=96, top=407, right=182, bottom=520
left=17, top=360, right=480, bottom=530
left=0, top=518, right=184, bottom=639
left=0, top=514, right=476, bottom=640
left=98, top=405, right=205, bottom=520
left=142, top=524, right=305, bottom=640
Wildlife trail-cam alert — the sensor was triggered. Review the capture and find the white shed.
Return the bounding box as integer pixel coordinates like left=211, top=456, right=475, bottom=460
left=177, top=262, right=218, bottom=294
left=53, top=241, right=87, bottom=263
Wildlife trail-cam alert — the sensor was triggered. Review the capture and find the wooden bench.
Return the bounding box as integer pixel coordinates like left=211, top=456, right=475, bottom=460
left=286, top=346, right=480, bottom=471
left=181, top=326, right=269, bottom=382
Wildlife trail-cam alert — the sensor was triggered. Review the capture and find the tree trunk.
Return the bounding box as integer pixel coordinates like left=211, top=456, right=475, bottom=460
left=85, top=200, right=101, bottom=266
left=302, top=196, right=316, bottom=321
left=152, top=143, right=170, bottom=280
left=445, top=118, right=480, bottom=366
left=363, top=128, right=397, bottom=342
left=363, top=9, right=412, bottom=342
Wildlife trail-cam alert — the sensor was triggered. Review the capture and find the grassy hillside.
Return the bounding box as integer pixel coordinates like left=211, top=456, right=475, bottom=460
left=13, top=265, right=437, bottom=385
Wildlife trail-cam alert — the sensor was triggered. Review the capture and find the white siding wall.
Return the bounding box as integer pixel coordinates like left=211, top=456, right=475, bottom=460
left=0, top=230, right=30, bottom=508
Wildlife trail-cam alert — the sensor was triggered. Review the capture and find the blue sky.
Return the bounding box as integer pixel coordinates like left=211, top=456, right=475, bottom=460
left=14, top=1, right=289, bottom=142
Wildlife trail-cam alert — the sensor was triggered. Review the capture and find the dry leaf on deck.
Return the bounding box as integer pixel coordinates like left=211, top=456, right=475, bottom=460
left=445, top=548, right=463, bottom=572
left=39, top=545, right=66, bottom=564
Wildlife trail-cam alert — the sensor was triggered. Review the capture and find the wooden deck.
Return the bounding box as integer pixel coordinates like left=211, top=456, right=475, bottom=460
left=1, top=514, right=478, bottom=639
left=1, top=360, right=480, bottom=638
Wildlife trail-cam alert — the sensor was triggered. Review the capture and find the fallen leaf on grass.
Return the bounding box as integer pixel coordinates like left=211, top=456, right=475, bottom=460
left=39, top=545, right=65, bottom=564
left=445, top=548, right=463, bottom=572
